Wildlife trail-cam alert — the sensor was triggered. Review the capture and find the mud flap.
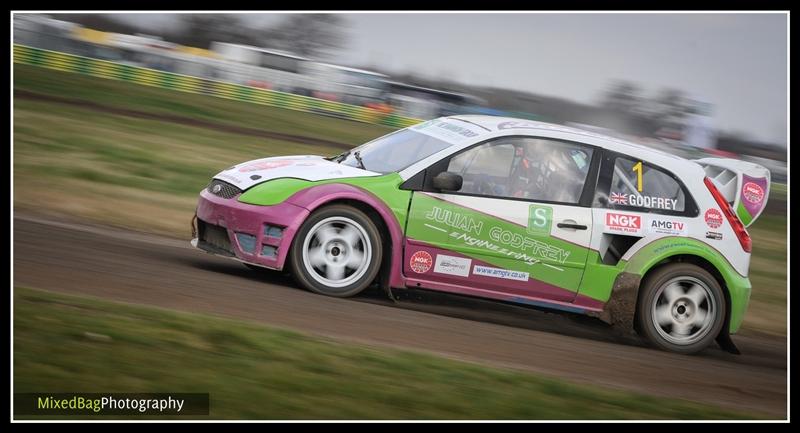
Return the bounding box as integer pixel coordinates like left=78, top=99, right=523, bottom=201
left=587, top=272, right=641, bottom=337
left=191, top=213, right=198, bottom=239
left=715, top=287, right=741, bottom=355
left=382, top=282, right=396, bottom=303
left=379, top=258, right=397, bottom=303
left=716, top=331, right=741, bottom=355
left=377, top=233, right=397, bottom=303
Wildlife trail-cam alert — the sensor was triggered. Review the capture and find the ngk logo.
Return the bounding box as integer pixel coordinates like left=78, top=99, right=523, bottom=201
left=409, top=251, right=433, bottom=274
left=705, top=209, right=723, bottom=229
left=743, top=182, right=765, bottom=204
left=605, top=213, right=642, bottom=234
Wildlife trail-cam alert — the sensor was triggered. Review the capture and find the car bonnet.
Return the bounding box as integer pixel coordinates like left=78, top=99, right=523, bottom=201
left=212, top=155, right=380, bottom=191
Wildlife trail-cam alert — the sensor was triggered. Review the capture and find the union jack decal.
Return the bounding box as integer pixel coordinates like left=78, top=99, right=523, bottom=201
left=609, top=192, right=628, bottom=205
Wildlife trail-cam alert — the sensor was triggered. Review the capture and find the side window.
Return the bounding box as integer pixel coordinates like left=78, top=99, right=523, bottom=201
left=442, top=137, right=594, bottom=204
left=447, top=142, right=515, bottom=197
left=599, top=156, right=686, bottom=213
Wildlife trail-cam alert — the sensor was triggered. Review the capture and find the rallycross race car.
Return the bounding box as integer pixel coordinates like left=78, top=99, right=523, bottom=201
left=192, top=116, right=771, bottom=354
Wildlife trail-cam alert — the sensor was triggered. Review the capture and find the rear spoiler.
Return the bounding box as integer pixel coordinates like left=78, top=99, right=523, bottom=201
left=695, top=158, right=770, bottom=227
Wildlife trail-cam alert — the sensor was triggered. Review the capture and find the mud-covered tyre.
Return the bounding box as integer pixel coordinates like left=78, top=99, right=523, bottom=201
left=637, top=263, right=726, bottom=355
left=289, top=205, right=382, bottom=298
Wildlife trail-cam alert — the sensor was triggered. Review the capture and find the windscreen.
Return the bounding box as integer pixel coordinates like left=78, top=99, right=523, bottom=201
left=339, top=129, right=454, bottom=174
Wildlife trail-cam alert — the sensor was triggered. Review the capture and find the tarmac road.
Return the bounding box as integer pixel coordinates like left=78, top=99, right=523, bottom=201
left=12, top=214, right=787, bottom=417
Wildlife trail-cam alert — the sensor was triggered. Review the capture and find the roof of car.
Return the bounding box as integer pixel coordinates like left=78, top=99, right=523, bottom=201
left=444, top=115, right=688, bottom=163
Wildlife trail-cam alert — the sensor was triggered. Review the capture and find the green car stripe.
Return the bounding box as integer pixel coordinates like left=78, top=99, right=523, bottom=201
left=736, top=201, right=754, bottom=226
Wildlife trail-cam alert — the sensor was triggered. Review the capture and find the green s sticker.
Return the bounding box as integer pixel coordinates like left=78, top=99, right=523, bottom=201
left=527, top=205, right=552, bottom=235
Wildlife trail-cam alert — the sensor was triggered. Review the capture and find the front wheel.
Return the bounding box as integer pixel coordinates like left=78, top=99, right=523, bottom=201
left=289, top=205, right=382, bottom=298
left=636, top=263, right=726, bottom=355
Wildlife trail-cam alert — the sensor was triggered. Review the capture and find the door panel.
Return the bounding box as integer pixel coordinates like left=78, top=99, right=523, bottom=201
left=404, top=192, right=592, bottom=302
left=403, top=135, right=598, bottom=304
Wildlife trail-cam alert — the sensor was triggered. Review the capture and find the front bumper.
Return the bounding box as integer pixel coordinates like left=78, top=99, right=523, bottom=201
left=192, top=189, right=310, bottom=270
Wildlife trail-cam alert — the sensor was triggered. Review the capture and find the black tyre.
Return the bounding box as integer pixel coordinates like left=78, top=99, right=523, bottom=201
left=289, top=205, right=382, bottom=297
left=637, top=263, right=726, bottom=354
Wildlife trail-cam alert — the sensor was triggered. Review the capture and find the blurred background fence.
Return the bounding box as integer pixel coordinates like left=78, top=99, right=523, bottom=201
left=13, top=44, right=420, bottom=129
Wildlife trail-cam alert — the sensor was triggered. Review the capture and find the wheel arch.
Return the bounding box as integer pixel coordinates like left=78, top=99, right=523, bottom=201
left=621, top=237, right=743, bottom=318
left=284, top=183, right=407, bottom=290
left=633, top=253, right=731, bottom=336
left=603, top=237, right=743, bottom=339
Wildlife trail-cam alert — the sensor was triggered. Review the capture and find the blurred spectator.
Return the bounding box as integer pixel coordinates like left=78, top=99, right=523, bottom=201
left=682, top=101, right=717, bottom=151
left=365, top=100, right=393, bottom=114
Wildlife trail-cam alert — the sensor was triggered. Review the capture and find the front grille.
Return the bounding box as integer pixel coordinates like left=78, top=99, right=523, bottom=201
left=197, top=219, right=234, bottom=256
left=206, top=179, right=241, bottom=199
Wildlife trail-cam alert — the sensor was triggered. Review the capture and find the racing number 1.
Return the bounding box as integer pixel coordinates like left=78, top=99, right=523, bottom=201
left=632, top=161, right=643, bottom=192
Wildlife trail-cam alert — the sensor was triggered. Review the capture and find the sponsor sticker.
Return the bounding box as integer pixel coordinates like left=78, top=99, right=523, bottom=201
left=473, top=265, right=529, bottom=281
left=740, top=175, right=768, bottom=217
left=424, top=205, right=570, bottom=266
left=411, top=119, right=482, bottom=143
left=433, top=254, right=472, bottom=277
left=497, top=120, right=540, bottom=130
left=238, top=160, right=294, bottom=172
left=647, top=218, right=688, bottom=236
left=705, top=231, right=723, bottom=240
left=527, top=205, right=552, bottom=235
left=704, top=209, right=724, bottom=229
left=409, top=251, right=433, bottom=274
left=742, top=182, right=765, bottom=204
left=653, top=241, right=702, bottom=255
left=608, top=192, right=679, bottom=210
left=604, top=212, right=642, bottom=234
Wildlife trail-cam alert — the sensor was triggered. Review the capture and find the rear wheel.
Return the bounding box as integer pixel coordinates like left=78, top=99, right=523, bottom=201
left=289, top=205, right=382, bottom=297
left=636, top=263, right=725, bottom=354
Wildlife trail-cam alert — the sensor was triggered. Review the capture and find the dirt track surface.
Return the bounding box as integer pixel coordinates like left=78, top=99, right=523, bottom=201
left=15, top=90, right=353, bottom=150
left=13, top=214, right=787, bottom=417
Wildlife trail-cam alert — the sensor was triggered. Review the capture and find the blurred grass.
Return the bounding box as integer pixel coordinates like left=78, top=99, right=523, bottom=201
left=12, top=64, right=786, bottom=336
left=14, top=287, right=767, bottom=420
left=742, top=214, right=787, bottom=335
left=14, top=64, right=394, bottom=145
left=770, top=182, right=787, bottom=196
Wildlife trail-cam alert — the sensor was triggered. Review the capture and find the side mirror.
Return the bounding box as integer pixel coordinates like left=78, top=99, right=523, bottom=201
left=432, top=171, right=463, bottom=192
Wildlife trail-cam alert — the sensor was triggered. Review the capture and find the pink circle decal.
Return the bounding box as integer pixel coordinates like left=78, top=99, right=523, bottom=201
left=409, top=251, right=433, bottom=274
left=704, top=209, right=723, bottom=229
left=742, top=182, right=765, bottom=204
